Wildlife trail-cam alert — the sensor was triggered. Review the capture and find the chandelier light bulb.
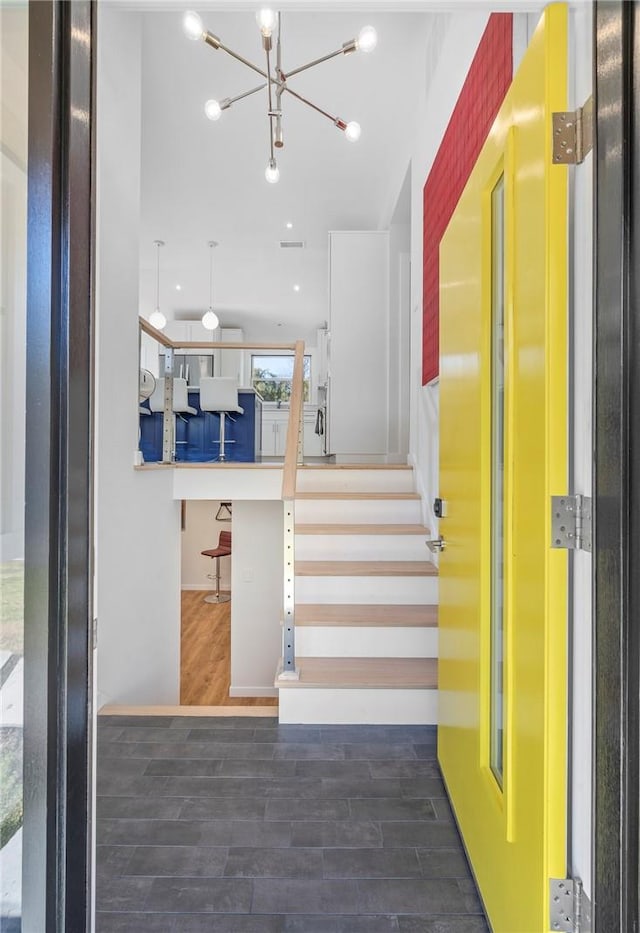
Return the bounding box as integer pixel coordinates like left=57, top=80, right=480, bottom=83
left=256, top=8, right=277, bottom=37
left=202, top=309, right=220, bottom=330
left=356, top=25, right=377, bottom=53
left=345, top=121, right=361, bottom=142
left=265, top=159, right=280, bottom=184
left=205, top=99, right=223, bottom=121
left=150, top=309, right=167, bottom=330
left=183, top=10, right=204, bottom=41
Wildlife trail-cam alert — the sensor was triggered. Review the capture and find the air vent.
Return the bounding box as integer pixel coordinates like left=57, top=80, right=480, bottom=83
left=279, top=240, right=306, bottom=249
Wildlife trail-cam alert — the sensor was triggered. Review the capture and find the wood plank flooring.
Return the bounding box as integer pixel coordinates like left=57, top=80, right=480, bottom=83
left=180, top=590, right=278, bottom=707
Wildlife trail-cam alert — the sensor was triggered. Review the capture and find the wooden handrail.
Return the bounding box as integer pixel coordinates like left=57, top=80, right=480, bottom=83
left=139, top=315, right=296, bottom=352
left=173, top=341, right=298, bottom=351
left=140, top=317, right=175, bottom=347
left=282, top=339, right=305, bottom=500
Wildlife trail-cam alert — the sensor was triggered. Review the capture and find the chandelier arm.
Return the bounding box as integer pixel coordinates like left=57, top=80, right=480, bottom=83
left=283, top=45, right=355, bottom=80
left=227, top=83, right=268, bottom=106
left=266, top=48, right=275, bottom=161
left=276, top=12, right=282, bottom=75
left=216, top=41, right=285, bottom=90
left=283, top=84, right=339, bottom=125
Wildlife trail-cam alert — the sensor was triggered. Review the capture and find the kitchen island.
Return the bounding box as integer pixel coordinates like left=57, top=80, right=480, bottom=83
left=139, top=387, right=263, bottom=463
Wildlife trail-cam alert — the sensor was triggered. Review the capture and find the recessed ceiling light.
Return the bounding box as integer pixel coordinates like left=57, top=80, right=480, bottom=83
left=286, top=222, right=293, bottom=229
left=176, top=284, right=182, bottom=291
left=293, top=284, right=301, bottom=292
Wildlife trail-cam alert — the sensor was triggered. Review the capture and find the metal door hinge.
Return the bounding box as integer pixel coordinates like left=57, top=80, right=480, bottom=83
left=550, top=878, right=591, bottom=932
left=551, top=494, right=592, bottom=552
left=553, top=96, right=593, bottom=164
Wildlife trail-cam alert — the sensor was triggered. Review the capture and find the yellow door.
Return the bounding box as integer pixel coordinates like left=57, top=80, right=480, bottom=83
left=438, top=6, right=568, bottom=932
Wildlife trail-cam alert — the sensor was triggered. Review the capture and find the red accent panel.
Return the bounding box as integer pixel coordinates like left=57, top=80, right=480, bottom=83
left=422, top=14, right=513, bottom=385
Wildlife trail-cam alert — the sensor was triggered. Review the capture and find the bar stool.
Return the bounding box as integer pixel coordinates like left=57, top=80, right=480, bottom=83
left=200, top=377, right=244, bottom=461
left=149, top=377, right=197, bottom=457
left=201, top=530, right=232, bottom=604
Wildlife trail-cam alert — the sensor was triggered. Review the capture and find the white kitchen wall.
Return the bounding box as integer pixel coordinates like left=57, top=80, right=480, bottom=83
left=181, top=500, right=232, bottom=591
left=229, top=500, right=282, bottom=698
left=96, top=7, right=181, bottom=708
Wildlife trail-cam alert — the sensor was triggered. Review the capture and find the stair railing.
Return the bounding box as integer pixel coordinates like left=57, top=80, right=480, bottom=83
left=279, top=339, right=306, bottom=680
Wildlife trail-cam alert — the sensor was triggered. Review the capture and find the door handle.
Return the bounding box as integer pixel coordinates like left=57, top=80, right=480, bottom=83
left=426, top=537, right=446, bottom=553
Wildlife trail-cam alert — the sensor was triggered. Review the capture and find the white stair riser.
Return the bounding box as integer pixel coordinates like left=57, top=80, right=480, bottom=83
left=295, top=535, right=429, bottom=561
left=295, top=626, right=438, bottom=658
left=296, top=575, right=438, bottom=604
left=296, top=469, right=414, bottom=494
left=295, top=499, right=422, bottom=524
left=278, top=687, right=438, bottom=725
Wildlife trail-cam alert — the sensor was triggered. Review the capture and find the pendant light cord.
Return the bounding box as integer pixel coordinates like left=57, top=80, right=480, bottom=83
left=155, top=242, right=160, bottom=309
left=209, top=242, right=214, bottom=310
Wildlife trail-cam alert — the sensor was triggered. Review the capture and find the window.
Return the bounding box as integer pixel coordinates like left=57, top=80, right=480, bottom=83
left=251, top=354, right=311, bottom=402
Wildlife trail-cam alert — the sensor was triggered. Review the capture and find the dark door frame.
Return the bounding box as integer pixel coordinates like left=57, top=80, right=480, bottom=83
left=22, top=1, right=95, bottom=929
left=593, top=2, right=640, bottom=930
left=15, top=1, right=640, bottom=930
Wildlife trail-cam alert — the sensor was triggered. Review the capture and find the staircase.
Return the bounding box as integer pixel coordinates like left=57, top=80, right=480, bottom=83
left=276, top=465, right=438, bottom=724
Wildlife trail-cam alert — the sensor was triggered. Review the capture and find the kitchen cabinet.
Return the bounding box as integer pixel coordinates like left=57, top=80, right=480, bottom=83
left=165, top=320, right=213, bottom=344
left=328, top=231, right=389, bottom=455
left=261, top=409, right=324, bottom=458
left=261, top=411, right=288, bottom=457
left=215, top=327, right=245, bottom=384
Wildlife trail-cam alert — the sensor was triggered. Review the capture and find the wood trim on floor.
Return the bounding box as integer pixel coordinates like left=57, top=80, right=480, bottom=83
left=98, top=705, right=278, bottom=716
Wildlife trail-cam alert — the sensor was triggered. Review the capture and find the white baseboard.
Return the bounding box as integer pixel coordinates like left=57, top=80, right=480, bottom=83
left=229, top=685, right=279, bottom=698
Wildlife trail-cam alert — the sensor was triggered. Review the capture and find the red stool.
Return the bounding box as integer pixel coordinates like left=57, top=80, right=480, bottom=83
left=201, top=530, right=232, bottom=604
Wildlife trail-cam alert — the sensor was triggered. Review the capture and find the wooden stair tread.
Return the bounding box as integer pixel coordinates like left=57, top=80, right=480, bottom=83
left=295, top=604, right=438, bottom=627
left=279, top=657, right=437, bottom=689
left=295, top=523, right=429, bottom=535
left=296, top=492, right=419, bottom=500
left=296, top=560, right=438, bottom=577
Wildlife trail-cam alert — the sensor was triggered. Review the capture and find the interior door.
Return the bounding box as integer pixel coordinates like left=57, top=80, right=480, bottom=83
left=438, top=6, right=568, bottom=932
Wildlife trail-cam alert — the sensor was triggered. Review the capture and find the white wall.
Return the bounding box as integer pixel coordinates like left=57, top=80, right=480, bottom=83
left=229, top=500, right=282, bottom=697
left=181, top=500, right=232, bottom=591
left=96, top=7, right=181, bottom=708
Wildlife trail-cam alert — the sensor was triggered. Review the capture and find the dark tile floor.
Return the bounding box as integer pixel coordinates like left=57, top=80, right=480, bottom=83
left=96, top=716, right=489, bottom=932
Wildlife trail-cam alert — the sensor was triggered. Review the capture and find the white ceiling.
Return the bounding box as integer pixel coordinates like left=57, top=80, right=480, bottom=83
left=138, top=8, right=427, bottom=340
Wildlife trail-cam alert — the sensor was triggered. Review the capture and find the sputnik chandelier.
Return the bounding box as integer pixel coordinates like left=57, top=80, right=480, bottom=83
left=182, top=8, right=378, bottom=184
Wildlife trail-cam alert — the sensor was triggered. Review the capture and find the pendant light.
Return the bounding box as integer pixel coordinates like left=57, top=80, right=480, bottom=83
left=202, top=241, right=220, bottom=331
left=149, top=239, right=167, bottom=330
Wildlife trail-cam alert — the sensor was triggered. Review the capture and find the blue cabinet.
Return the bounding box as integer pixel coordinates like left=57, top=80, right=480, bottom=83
left=139, top=390, right=263, bottom=463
